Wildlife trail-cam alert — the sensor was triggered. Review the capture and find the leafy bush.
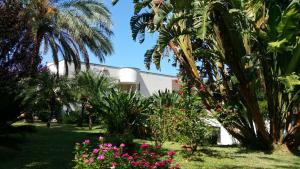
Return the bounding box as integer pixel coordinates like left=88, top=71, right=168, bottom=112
left=61, top=111, right=81, bottom=124
left=177, top=80, right=212, bottom=153
left=149, top=83, right=212, bottom=153
left=73, top=138, right=181, bottom=169
left=148, top=90, right=183, bottom=146
left=93, top=89, right=152, bottom=136
left=148, top=106, right=184, bottom=146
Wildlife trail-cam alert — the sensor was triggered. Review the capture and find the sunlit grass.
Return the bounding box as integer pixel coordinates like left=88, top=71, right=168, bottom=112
left=0, top=122, right=299, bottom=169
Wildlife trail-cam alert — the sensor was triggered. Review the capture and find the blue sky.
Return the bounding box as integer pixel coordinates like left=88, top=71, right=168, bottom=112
left=44, top=1, right=179, bottom=76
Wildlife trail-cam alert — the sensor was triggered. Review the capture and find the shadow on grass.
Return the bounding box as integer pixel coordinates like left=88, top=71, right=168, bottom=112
left=0, top=123, right=102, bottom=169
left=0, top=125, right=37, bottom=151
left=179, top=146, right=241, bottom=162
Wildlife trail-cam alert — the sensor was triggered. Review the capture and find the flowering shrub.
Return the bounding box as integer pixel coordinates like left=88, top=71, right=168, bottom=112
left=73, top=137, right=180, bottom=169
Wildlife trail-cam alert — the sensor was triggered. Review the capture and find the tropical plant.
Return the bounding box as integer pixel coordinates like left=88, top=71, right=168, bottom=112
left=1, top=0, right=113, bottom=74
left=19, top=71, right=74, bottom=127
left=114, top=0, right=300, bottom=151
left=94, top=89, right=152, bottom=135
left=73, top=71, right=112, bottom=129
left=0, top=0, right=38, bottom=76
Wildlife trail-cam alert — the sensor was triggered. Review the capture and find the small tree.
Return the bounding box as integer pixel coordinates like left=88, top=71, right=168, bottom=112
left=178, top=78, right=211, bottom=153
left=73, top=71, right=112, bottom=129
left=19, top=71, right=73, bottom=127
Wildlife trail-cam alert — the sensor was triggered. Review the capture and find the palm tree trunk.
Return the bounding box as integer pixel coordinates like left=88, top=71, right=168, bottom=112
left=31, top=33, right=42, bottom=74
left=88, top=114, right=92, bottom=130
left=79, top=101, right=85, bottom=127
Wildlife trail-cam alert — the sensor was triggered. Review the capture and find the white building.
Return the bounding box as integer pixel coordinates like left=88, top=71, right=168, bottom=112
left=47, top=60, right=238, bottom=145
left=47, top=60, right=180, bottom=97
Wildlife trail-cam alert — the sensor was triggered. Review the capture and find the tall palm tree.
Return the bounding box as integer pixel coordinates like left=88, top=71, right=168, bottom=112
left=22, top=0, right=113, bottom=74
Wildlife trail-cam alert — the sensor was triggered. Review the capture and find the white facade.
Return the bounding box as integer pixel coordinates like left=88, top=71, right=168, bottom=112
left=47, top=60, right=178, bottom=97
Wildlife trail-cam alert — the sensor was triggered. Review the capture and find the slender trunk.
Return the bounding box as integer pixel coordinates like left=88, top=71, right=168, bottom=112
left=88, top=113, right=93, bottom=130
left=47, top=96, right=55, bottom=128
left=79, top=101, right=85, bottom=127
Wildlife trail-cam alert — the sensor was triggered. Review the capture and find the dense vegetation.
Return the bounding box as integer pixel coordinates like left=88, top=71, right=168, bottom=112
left=113, top=0, right=300, bottom=152
left=1, top=0, right=300, bottom=168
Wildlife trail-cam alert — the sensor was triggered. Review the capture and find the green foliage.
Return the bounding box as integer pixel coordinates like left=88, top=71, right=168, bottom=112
left=1, top=0, right=113, bottom=73
left=148, top=86, right=212, bottom=151
left=148, top=106, right=184, bottom=146
left=18, top=71, right=74, bottom=126
left=0, top=76, right=23, bottom=127
left=122, top=0, right=300, bottom=150
left=177, top=80, right=212, bottom=153
left=93, top=89, right=151, bottom=135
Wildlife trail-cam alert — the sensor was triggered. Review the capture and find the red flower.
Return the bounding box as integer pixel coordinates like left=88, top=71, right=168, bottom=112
left=167, top=151, right=176, bottom=157
left=140, top=143, right=149, bottom=149
left=199, top=83, right=205, bottom=92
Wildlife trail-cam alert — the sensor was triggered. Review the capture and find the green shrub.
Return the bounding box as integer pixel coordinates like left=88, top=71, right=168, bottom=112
left=92, top=89, right=151, bottom=135
left=62, top=112, right=81, bottom=124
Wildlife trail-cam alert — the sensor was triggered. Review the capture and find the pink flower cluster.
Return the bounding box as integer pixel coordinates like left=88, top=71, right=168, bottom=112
left=74, top=139, right=181, bottom=169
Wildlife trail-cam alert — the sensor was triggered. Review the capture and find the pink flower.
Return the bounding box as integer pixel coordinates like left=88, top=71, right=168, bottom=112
left=149, top=152, right=157, bottom=158
left=112, top=162, right=118, bottom=167
left=97, top=154, right=105, bottom=160
left=167, top=151, right=176, bottom=156
left=155, top=161, right=167, bottom=167
left=88, top=157, right=94, bottom=164
left=120, top=143, right=125, bottom=148
left=122, top=153, right=129, bottom=157
left=127, top=156, right=133, bottom=161
left=83, top=139, right=90, bottom=145
left=81, top=154, right=88, bottom=158
left=93, top=148, right=99, bottom=154
left=131, top=161, right=138, bottom=166
left=140, top=143, right=149, bottom=149
left=113, top=146, right=119, bottom=151
left=114, top=152, right=120, bottom=158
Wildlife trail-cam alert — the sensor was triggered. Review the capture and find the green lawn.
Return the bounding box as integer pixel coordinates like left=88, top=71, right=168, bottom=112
left=0, top=122, right=299, bottom=169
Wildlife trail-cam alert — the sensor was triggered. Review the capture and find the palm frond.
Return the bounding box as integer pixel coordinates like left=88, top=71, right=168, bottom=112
left=130, top=12, right=154, bottom=43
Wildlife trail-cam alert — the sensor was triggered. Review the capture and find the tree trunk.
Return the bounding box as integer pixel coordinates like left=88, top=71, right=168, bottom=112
left=79, top=101, right=85, bottom=127
left=88, top=114, right=93, bottom=130
left=47, top=94, right=56, bottom=128
left=210, top=3, right=272, bottom=149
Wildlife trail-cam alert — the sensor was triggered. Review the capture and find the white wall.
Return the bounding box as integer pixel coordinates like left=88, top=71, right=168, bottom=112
left=205, top=118, right=239, bottom=145
left=47, top=60, right=177, bottom=97
left=138, top=72, right=176, bottom=97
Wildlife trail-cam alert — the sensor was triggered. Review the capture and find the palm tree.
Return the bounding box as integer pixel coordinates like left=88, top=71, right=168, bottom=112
left=19, top=71, right=74, bottom=127
left=74, top=71, right=112, bottom=129
left=13, top=0, right=113, bottom=74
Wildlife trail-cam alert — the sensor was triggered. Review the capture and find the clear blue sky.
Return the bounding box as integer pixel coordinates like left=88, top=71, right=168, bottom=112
left=44, top=1, right=178, bottom=76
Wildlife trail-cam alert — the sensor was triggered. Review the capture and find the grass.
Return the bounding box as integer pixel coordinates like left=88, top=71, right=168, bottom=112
left=0, top=122, right=299, bottom=169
